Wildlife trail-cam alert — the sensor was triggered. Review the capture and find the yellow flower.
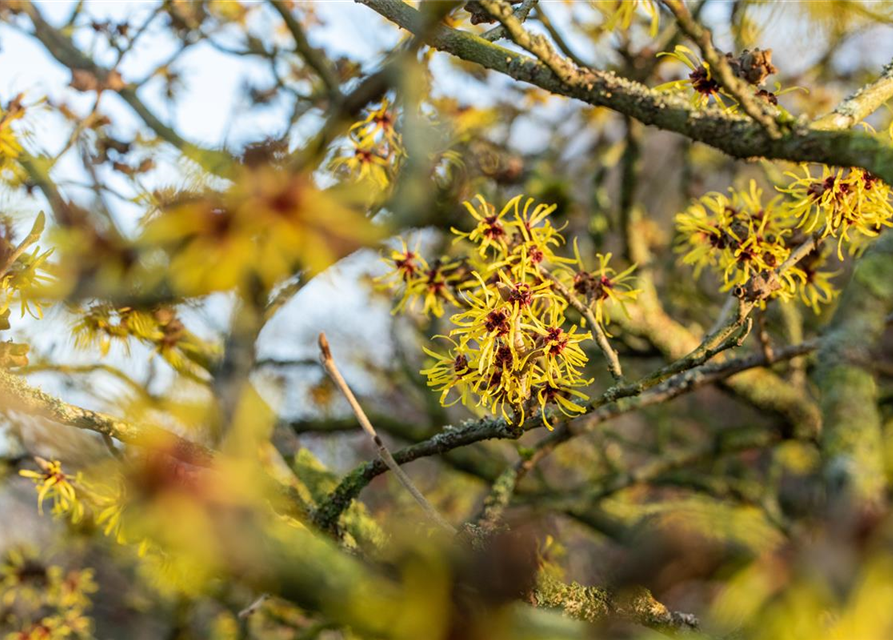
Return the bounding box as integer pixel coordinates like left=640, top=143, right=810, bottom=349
left=783, top=246, right=840, bottom=314
left=452, top=194, right=513, bottom=257
left=376, top=241, right=464, bottom=318
left=656, top=45, right=729, bottom=109
left=349, top=98, right=404, bottom=155
left=778, top=165, right=893, bottom=257
left=330, top=136, right=392, bottom=189
left=142, top=166, right=383, bottom=295
left=0, top=95, right=25, bottom=167
left=491, top=195, right=576, bottom=279
left=0, top=213, right=54, bottom=320
left=420, top=337, right=476, bottom=407
left=567, top=239, right=640, bottom=328
left=531, top=319, right=592, bottom=388
left=70, top=304, right=217, bottom=377
left=19, top=458, right=84, bottom=522
left=533, top=383, right=589, bottom=430
left=594, top=0, right=659, bottom=35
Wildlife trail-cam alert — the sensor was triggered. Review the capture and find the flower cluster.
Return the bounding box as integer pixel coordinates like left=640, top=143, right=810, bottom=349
left=70, top=303, right=219, bottom=378
left=330, top=99, right=404, bottom=189
left=676, top=167, right=892, bottom=312
left=777, top=165, right=893, bottom=256
left=0, top=547, right=97, bottom=640
left=20, top=458, right=167, bottom=567
left=379, top=195, right=639, bottom=427
left=675, top=181, right=795, bottom=290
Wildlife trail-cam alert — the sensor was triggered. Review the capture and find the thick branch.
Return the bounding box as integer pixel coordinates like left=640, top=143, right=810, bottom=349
left=817, top=231, right=893, bottom=508
left=0, top=369, right=214, bottom=466
left=813, top=58, right=893, bottom=131
left=314, top=339, right=815, bottom=531
left=356, top=0, right=893, bottom=184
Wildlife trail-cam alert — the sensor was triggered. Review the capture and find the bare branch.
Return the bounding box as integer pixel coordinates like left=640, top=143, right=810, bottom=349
left=355, top=0, right=893, bottom=184
left=480, top=0, right=538, bottom=43
left=317, top=333, right=457, bottom=534
left=20, top=1, right=235, bottom=177
left=813, top=57, right=893, bottom=131
left=0, top=369, right=214, bottom=466
left=269, top=0, right=343, bottom=98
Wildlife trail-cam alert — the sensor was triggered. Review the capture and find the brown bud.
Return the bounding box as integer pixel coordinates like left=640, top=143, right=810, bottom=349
left=727, top=48, right=778, bottom=86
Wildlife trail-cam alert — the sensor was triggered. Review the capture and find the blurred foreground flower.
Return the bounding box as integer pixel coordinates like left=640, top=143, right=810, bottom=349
left=142, top=165, right=383, bottom=296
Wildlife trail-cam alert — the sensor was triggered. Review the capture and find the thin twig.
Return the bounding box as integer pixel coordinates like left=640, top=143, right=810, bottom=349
left=534, top=5, right=591, bottom=69
left=708, top=295, right=737, bottom=335
left=317, top=333, right=457, bottom=534
left=479, top=0, right=581, bottom=85
left=756, top=308, right=774, bottom=361
left=238, top=593, right=269, bottom=619
left=269, top=0, right=342, bottom=98
left=481, top=0, right=538, bottom=42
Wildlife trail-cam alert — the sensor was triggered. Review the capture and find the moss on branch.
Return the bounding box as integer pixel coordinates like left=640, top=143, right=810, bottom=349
left=0, top=368, right=215, bottom=466
left=357, top=0, right=893, bottom=183
left=817, top=232, right=893, bottom=507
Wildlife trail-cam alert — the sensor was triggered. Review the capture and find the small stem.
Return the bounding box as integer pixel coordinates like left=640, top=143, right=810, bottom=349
left=238, top=593, right=269, bottom=619
left=541, top=270, right=624, bottom=382
left=757, top=308, right=774, bottom=361
left=481, top=0, right=538, bottom=43
left=317, top=333, right=457, bottom=534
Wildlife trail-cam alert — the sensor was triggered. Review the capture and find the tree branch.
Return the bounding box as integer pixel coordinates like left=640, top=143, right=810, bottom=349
left=480, top=0, right=538, bottom=43
left=318, top=333, right=456, bottom=533
left=662, top=0, right=781, bottom=138
left=20, top=1, right=236, bottom=178
left=817, top=231, right=893, bottom=508
left=813, top=57, right=893, bottom=131
left=313, top=338, right=816, bottom=532
left=0, top=369, right=214, bottom=466
left=355, top=0, right=893, bottom=184
left=269, top=0, right=343, bottom=98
